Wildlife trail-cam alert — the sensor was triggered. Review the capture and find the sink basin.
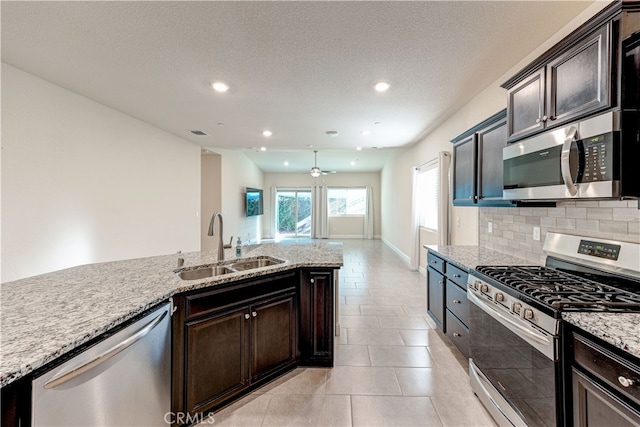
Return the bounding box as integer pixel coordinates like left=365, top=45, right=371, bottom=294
left=230, top=257, right=285, bottom=271
left=175, top=257, right=285, bottom=280
left=177, top=265, right=234, bottom=281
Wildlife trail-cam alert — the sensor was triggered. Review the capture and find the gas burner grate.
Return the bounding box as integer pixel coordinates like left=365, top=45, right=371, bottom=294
left=474, top=265, right=640, bottom=312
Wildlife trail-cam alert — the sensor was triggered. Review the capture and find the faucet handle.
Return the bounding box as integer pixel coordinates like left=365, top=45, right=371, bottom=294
left=177, top=257, right=184, bottom=268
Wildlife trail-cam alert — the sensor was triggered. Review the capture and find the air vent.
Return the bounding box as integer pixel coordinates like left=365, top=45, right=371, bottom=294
left=190, top=130, right=208, bottom=136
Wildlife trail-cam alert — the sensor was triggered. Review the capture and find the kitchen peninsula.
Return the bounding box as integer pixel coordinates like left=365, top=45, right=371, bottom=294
left=1, top=241, right=343, bottom=425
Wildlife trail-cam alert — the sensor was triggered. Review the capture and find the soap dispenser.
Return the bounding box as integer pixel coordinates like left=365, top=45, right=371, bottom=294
left=235, top=237, right=242, bottom=258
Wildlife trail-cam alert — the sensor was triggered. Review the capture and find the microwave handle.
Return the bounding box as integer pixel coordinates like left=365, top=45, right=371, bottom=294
left=561, top=126, right=579, bottom=197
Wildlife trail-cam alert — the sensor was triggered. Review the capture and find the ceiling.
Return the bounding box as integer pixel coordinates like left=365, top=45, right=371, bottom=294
left=1, top=1, right=594, bottom=174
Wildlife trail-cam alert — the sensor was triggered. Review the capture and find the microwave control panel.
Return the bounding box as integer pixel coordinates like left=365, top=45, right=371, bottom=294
left=580, top=133, right=613, bottom=183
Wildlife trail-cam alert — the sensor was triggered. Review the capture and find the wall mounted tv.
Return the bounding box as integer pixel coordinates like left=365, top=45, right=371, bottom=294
left=245, top=187, right=264, bottom=217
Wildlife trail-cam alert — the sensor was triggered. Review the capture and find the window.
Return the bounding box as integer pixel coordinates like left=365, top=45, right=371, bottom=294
left=328, top=188, right=366, bottom=216
left=417, top=161, right=439, bottom=231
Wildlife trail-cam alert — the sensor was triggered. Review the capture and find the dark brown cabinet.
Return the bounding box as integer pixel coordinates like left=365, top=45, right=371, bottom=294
left=299, top=269, right=334, bottom=366
left=172, top=272, right=298, bottom=423
left=426, top=252, right=445, bottom=330
left=570, top=331, right=640, bottom=426
left=505, top=22, right=612, bottom=142
left=452, top=110, right=513, bottom=207
left=426, top=249, right=470, bottom=358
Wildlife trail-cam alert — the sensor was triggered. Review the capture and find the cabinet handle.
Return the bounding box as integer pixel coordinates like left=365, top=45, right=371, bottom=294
left=468, top=196, right=473, bottom=199
left=542, top=115, right=548, bottom=122
left=310, top=278, right=315, bottom=284
left=549, top=115, right=556, bottom=121
left=453, top=274, right=461, bottom=278
left=431, top=260, right=437, bottom=264
left=244, top=313, right=250, bottom=320
left=453, top=299, right=461, bottom=304
left=536, top=117, right=541, bottom=124
left=618, top=376, right=635, bottom=388
left=453, top=333, right=461, bottom=337
left=252, top=311, right=257, bottom=318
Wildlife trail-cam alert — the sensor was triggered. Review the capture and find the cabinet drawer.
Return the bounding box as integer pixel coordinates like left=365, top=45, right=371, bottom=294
left=573, top=334, right=640, bottom=406
left=427, top=252, right=445, bottom=274
left=446, top=263, right=468, bottom=289
left=445, top=310, right=469, bottom=359
left=446, top=280, right=469, bottom=326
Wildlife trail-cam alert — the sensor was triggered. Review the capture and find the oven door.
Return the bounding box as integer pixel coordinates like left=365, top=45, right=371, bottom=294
left=468, top=291, right=561, bottom=427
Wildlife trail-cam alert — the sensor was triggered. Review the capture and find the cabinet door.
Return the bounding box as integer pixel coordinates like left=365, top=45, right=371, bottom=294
left=251, top=293, right=296, bottom=381
left=477, top=118, right=511, bottom=205
left=452, top=135, right=477, bottom=206
left=547, top=23, right=610, bottom=126
left=185, top=307, right=249, bottom=414
left=426, top=267, right=445, bottom=330
left=507, top=68, right=546, bottom=141
left=572, top=368, right=640, bottom=426
left=299, top=269, right=334, bottom=366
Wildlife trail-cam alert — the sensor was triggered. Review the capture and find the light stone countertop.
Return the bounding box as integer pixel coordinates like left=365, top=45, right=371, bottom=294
left=0, top=241, right=343, bottom=387
left=423, top=244, right=538, bottom=271
left=562, top=312, right=640, bottom=361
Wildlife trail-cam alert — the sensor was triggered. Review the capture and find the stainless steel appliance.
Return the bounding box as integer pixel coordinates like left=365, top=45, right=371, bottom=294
left=503, top=111, right=628, bottom=201
left=467, top=232, right=640, bottom=426
left=32, top=302, right=171, bottom=426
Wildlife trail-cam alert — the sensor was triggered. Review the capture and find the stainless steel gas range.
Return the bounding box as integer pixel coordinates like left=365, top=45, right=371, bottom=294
left=467, top=232, right=640, bottom=427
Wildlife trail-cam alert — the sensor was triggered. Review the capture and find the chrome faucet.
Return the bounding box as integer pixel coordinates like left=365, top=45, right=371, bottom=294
left=207, top=211, right=225, bottom=261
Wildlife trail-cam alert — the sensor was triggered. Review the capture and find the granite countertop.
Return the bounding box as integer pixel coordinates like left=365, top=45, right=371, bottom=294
left=0, top=241, right=343, bottom=387
left=423, top=244, right=538, bottom=271
left=562, top=312, right=640, bottom=361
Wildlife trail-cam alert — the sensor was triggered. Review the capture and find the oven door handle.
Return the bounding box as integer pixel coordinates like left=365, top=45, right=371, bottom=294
left=468, top=290, right=552, bottom=347
left=561, top=126, right=579, bottom=197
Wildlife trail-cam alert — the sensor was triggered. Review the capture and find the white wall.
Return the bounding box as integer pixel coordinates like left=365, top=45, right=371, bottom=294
left=201, top=153, right=222, bottom=251
left=380, top=1, right=610, bottom=261
left=263, top=172, right=381, bottom=239
left=1, top=64, right=201, bottom=282
left=205, top=148, right=264, bottom=245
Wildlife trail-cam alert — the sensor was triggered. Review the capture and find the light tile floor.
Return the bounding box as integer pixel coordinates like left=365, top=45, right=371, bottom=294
left=206, top=240, right=496, bottom=426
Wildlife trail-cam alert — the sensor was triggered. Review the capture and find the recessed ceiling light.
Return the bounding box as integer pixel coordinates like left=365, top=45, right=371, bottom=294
left=356, top=146, right=362, bottom=151
left=211, top=81, right=229, bottom=93
left=326, top=130, right=339, bottom=137
left=260, top=146, right=267, bottom=151
left=262, top=130, right=273, bottom=137
left=361, top=130, right=371, bottom=136
left=374, top=81, right=390, bottom=92
left=374, top=121, right=381, bottom=125
left=306, top=144, right=314, bottom=148
left=284, top=161, right=289, bottom=166
left=350, top=161, right=356, bottom=166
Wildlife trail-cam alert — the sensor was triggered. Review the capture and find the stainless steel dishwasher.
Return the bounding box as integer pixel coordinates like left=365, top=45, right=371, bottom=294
left=32, top=302, right=171, bottom=426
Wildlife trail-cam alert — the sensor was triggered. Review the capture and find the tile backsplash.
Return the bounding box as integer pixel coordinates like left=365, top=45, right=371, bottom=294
left=479, top=200, right=640, bottom=264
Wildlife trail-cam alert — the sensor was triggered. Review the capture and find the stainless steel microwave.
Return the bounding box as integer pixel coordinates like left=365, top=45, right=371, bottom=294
left=503, top=111, right=637, bottom=201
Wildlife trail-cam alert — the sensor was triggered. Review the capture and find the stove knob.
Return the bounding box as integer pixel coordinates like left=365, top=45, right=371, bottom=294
left=473, top=281, right=481, bottom=290
left=495, top=293, right=504, bottom=302
left=523, top=309, right=534, bottom=320
left=480, top=284, right=489, bottom=293
left=512, top=303, right=522, bottom=314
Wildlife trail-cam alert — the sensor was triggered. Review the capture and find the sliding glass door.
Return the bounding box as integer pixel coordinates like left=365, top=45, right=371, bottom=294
left=276, top=189, right=311, bottom=238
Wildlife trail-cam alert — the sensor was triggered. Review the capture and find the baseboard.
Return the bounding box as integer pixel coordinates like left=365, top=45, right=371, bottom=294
left=380, top=237, right=410, bottom=267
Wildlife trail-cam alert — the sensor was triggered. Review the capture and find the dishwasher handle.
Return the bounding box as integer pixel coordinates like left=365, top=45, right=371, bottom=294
left=44, top=309, right=168, bottom=389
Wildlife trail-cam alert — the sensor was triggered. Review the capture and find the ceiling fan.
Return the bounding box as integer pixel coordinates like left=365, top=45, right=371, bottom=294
left=310, top=150, right=336, bottom=177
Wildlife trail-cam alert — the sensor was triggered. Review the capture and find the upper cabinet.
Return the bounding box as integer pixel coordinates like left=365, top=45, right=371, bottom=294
left=506, top=22, right=612, bottom=142
left=452, top=110, right=514, bottom=207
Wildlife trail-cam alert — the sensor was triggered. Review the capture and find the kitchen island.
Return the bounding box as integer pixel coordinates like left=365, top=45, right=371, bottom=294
left=0, top=241, right=343, bottom=388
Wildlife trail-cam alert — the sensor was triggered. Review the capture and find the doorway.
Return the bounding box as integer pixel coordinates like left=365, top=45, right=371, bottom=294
left=275, top=189, right=311, bottom=239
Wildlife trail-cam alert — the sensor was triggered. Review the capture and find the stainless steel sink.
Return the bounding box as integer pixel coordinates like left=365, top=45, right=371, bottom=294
left=175, top=257, right=285, bottom=280
left=176, top=265, right=234, bottom=280
left=230, top=257, right=285, bottom=271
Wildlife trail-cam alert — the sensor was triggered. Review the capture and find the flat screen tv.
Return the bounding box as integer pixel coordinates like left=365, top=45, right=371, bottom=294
left=245, top=187, right=264, bottom=217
